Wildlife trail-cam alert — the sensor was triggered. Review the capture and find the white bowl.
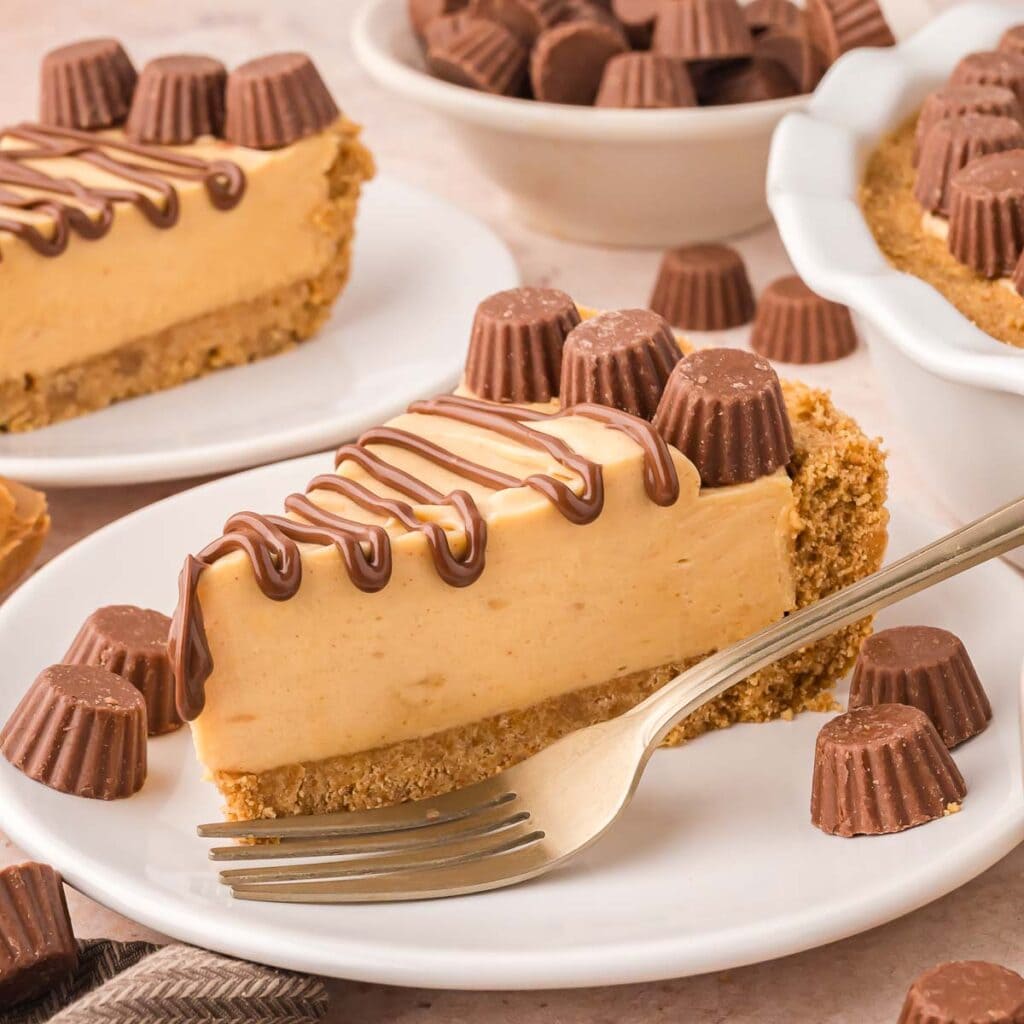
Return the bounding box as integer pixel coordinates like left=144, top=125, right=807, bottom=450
left=768, top=1, right=1024, bottom=563
left=352, top=0, right=809, bottom=246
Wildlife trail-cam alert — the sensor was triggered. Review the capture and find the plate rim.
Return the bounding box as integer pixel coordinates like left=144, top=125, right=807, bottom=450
left=0, top=174, right=518, bottom=489
left=0, top=488, right=1022, bottom=990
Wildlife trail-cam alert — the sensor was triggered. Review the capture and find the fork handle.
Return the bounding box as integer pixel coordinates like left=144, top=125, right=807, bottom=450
left=632, top=496, right=1024, bottom=752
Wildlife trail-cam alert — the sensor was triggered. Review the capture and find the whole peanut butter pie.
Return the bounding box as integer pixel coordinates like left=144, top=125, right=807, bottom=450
left=169, top=291, right=888, bottom=822
left=0, top=40, right=374, bottom=431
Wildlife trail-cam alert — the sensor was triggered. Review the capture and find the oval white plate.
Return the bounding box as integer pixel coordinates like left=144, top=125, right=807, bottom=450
left=0, top=466, right=1021, bottom=989
left=0, top=175, right=517, bottom=488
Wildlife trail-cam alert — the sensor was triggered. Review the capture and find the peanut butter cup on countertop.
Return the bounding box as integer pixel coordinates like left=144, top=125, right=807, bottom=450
left=751, top=274, right=858, bottom=364
left=649, top=243, right=756, bottom=330
left=898, top=961, right=1024, bottom=1024
left=0, top=863, right=78, bottom=1007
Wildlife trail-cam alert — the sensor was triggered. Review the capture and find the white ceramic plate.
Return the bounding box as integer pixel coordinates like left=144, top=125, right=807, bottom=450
left=0, top=473, right=1021, bottom=990
left=0, top=175, right=517, bottom=488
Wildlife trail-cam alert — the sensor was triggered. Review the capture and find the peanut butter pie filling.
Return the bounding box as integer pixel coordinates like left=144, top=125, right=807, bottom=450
left=170, top=291, right=888, bottom=821
left=0, top=40, right=374, bottom=431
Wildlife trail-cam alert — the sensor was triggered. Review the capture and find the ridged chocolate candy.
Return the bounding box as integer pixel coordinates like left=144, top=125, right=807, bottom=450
left=611, top=0, right=659, bottom=46
left=64, top=604, right=181, bottom=736
left=424, top=11, right=482, bottom=51
left=805, top=0, right=894, bottom=64
left=898, top=962, right=1024, bottom=1024
left=999, top=25, right=1024, bottom=59
left=224, top=52, right=339, bottom=149
left=596, top=52, right=698, bottom=108
left=755, top=26, right=824, bottom=94
left=652, top=0, right=754, bottom=62
left=0, top=863, right=78, bottom=1007
left=649, top=243, right=755, bottom=330
left=913, top=85, right=1023, bottom=167
left=531, top=20, right=628, bottom=104
left=751, top=274, right=857, bottom=363
left=811, top=704, right=966, bottom=837
left=465, top=287, right=580, bottom=402
left=558, top=0, right=629, bottom=42
left=950, top=50, right=1024, bottom=107
left=0, top=664, right=147, bottom=800
left=947, top=149, right=1024, bottom=278
left=560, top=309, right=681, bottom=419
left=652, top=348, right=794, bottom=486
left=849, top=626, right=991, bottom=748
left=39, top=37, right=137, bottom=130
left=125, top=55, right=227, bottom=145
left=700, top=56, right=799, bottom=104
left=428, top=18, right=528, bottom=96
left=409, top=0, right=470, bottom=41
left=473, top=0, right=568, bottom=44
left=914, top=114, right=1024, bottom=217
left=744, top=0, right=803, bottom=36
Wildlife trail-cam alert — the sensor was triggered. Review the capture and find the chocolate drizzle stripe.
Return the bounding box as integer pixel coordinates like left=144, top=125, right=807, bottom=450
left=170, top=397, right=682, bottom=721
left=0, top=121, right=245, bottom=261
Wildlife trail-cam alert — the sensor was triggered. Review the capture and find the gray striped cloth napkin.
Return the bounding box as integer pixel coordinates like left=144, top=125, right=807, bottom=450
left=8, top=940, right=328, bottom=1024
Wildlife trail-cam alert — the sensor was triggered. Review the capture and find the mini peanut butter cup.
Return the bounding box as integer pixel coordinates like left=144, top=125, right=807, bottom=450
left=700, top=56, right=800, bottom=105
left=558, top=0, right=630, bottom=45
left=125, top=55, right=227, bottom=145
left=224, top=52, right=339, bottom=150
left=849, top=626, right=991, bottom=748
left=898, top=961, right=1024, bottom=1024
left=428, top=18, right=528, bottom=96
left=811, top=704, right=966, bottom=837
left=947, top=149, right=1024, bottom=278
left=39, top=37, right=137, bottom=130
left=596, top=52, right=697, bottom=108
left=950, top=50, right=1024, bottom=107
left=914, top=114, right=1024, bottom=216
left=651, top=0, right=754, bottom=62
left=611, top=0, right=659, bottom=46
left=754, top=26, right=824, bottom=95
left=913, top=85, right=1023, bottom=166
left=0, top=863, right=78, bottom=1007
left=64, top=604, right=181, bottom=736
left=560, top=309, right=681, bottom=419
left=999, top=25, right=1024, bottom=59
left=0, top=664, right=147, bottom=800
left=531, top=20, right=628, bottom=104
left=805, top=0, right=894, bottom=65
left=652, top=348, right=794, bottom=486
left=744, top=0, right=803, bottom=36
left=751, top=275, right=857, bottom=363
left=465, top=287, right=581, bottom=402
left=408, top=0, right=470, bottom=41
left=649, top=243, right=755, bottom=330
left=424, top=12, right=480, bottom=52
left=473, top=0, right=568, bottom=44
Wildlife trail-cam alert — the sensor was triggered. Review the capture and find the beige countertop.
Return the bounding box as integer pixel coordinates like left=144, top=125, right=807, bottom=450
left=2, top=2, right=1021, bottom=1021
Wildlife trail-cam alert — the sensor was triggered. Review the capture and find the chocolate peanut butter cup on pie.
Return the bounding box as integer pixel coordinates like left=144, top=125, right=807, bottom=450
left=164, top=293, right=887, bottom=822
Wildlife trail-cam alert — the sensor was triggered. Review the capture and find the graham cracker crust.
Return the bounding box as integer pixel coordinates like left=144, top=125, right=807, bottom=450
left=215, top=380, right=889, bottom=820
left=0, top=119, right=375, bottom=432
left=860, top=114, right=1024, bottom=350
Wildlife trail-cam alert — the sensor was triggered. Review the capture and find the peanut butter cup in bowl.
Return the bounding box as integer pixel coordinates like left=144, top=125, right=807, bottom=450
left=353, top=0, right=864, bottom=245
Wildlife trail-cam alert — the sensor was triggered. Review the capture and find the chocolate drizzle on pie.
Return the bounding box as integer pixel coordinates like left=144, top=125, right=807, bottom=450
left=0, top=121, right=246, bottom=262
left=170, top=395, right=681, bottom=720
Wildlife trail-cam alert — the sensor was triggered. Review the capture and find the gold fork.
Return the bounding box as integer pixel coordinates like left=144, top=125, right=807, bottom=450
left=199, top=496, right=1024, bottom=903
